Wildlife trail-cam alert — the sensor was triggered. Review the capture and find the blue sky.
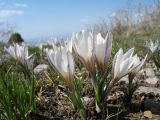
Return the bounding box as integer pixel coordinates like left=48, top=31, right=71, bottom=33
left=0, top=0, right=155, bottom=42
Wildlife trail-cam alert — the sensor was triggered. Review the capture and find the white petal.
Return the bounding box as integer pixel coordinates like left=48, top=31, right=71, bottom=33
left=123, top=48, right=134, bottom=60
left=67, top=39, right=72, bottom=53
left=113, top=48, right=123, bottom=79
left=95, top=33, right=106, bottom=64
left=119, top=59, right=130, bottom=78
left=74, top=30, right=94, bottom=61
left=67, top=52, right=74, bottom=76
left=128, top=54, right=138, bottom=69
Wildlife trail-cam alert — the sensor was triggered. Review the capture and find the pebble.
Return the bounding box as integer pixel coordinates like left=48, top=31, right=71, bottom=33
left=143, top=111, right=152, bottom=118
left=145, top=77, right=159, bottom=86
left=135, top=86, right=160, bottom=95
left=144, top=68, right=155, bottom=77
left=34, top=64, right=49, bottom=74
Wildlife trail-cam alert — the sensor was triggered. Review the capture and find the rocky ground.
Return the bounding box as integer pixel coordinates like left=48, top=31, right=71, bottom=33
left=31, top=61, right=160, bottom=120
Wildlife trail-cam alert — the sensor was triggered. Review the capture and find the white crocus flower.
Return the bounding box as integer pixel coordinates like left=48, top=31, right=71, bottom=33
left=95, top=32, right=112, bottom=72
left=5, top=43, right=33, bottom=69
left=46, top=43, right=74, bottom=89
left=72, top=30, right=94, bottom=76
left=112, top=48, right=137, bottom=82
left=146, top=40, right=159, bottom=53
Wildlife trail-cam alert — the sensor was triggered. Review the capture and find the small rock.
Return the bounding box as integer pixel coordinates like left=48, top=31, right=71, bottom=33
left=145, top=77, right=159, bottom=85
left=143, top=111, right=152, bottom=118
left=34, top=64, right=49, bottom=74
left=135, top=86, right=160, bottom=95
left=144, top=68, right=155, bottom=77
left=82, top=97, right=93, bottom=105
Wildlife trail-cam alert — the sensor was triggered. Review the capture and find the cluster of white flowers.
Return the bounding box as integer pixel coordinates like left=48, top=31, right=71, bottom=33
left=3, top=31, right=148, bottom=92
left=72, top=30, right=112, bottom=75
left=4, top=30, right=147, bottom=87
left=45, top=30, right=147, bottom=90
left=5, top=43, right=33, bottom=69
